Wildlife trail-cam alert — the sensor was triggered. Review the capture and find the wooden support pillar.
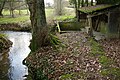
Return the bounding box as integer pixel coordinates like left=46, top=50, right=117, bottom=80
left=77, top=11, right=80, bottom=22
left=87, top=15, right=93, bottom=36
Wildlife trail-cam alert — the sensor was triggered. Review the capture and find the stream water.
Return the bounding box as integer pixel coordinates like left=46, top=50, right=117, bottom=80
left=0, top=31, right=32, bottom=80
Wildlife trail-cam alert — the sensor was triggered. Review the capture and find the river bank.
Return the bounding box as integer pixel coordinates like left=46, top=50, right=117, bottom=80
left=0, top=34, right=12, bottom=53
left=0, top=34, right=12, bottom=79
left=0, top=31, right=32, bottom=80
left=0, top=23, right=31, bottom=32
left=26, top=32, right=120, bottom=80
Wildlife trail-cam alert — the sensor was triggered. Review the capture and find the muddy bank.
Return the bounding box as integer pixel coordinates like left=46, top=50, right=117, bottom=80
left=0, top=23, right=31, bottom=32
left=0, top=35, right=12, bottom=79
left=0, top=35, right=12, bottom=53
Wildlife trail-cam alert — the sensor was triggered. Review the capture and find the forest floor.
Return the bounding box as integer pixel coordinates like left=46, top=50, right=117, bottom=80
left=26, top=31, right=120, bottom=80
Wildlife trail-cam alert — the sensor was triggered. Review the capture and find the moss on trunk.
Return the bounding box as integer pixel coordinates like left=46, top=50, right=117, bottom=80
left=27, top=0, right=48, bottom=52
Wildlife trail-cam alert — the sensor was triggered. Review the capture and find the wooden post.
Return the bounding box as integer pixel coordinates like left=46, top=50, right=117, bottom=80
left=87, top=15, right=93, bottom=36
left=77, top=11, right=80, bottom=22
left=19, top=2, right=21, bottom=15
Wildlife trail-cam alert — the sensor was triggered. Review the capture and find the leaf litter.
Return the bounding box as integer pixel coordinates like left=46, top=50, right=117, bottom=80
left=26, top=32, right=120, bottom=80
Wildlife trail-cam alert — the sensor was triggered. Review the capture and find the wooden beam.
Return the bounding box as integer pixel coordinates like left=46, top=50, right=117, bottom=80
left=87, top=12, right=107, bottom=18
left=87, top=15, right=93, bottom=36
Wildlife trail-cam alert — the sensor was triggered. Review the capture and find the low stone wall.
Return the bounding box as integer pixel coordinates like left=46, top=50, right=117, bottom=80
left=57, top=21, right=85, bottom=33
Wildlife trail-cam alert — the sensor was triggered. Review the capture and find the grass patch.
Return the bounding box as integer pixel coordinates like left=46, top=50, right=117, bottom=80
left=1, top=8, right=75, bottom=24
left=0, top=16, right=29, bottom=24
left=45, top=8, right=54, bottom=17
left=0, top=9, right=54, bottom=24
left=3, top=9, right=29, bottom=16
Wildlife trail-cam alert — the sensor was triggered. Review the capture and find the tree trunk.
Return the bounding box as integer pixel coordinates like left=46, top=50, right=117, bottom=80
left=85, top=0, right=88, bottom=6
left=18, top=2, right=21, bottom=15
left=96, top=0, right=104, bottom=4
left=74, top=0, right=77, bottom=17
left=0, top=0, right=6, bottom=16
left=54, top=0, right=63, bottom=15
left=78, top=0, right=80, bottom=8
left=81, top=0, right=84, bottom=7
left=9, top=1, right=14, bottom=17
left=91, top=0, right=93, bottom=6
left=27, top=0, right=48, bottom=52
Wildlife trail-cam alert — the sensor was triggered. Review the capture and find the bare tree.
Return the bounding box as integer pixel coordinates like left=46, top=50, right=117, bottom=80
left=0, top=0, right=6, bottom=16
left=85, top=0, right=88, bottom=6
left=81, top=0, right=84, bottom=7
left=54, top=0, right=64, bottom=15
left=91, top=0, right=93, bottom=6
left=8, top=0, right=15, bottom=17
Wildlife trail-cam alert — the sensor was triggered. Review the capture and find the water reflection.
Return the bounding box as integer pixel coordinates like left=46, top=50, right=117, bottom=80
left=0, top=31, right=32, bottom=80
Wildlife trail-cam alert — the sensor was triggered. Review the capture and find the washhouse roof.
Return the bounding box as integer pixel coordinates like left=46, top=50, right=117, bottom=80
left=78, top=4, right=120, bottom=14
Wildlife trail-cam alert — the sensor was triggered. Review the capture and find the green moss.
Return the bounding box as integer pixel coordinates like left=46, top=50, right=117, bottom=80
left=79, top=5, right=112, bottom=14
left=99, top=56, right=112, bottom=66
left=60, top=74, right=72, bottom=80
left=49, top=33, right=65, bottom=49
left=99, top=55, right=120, bottom=79
left=101, top=68, right=120, bottom=79
left=58, top=22, right=84, bottom=31
left=0, top=34, right=6, bottom=38
left=90, top=38, right=105, bottom=56
left=89, top=38, right=120, bottom=79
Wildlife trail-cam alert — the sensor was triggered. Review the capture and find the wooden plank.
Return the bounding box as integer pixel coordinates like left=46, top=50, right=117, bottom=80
left=56, top=22, right=61, bottom=33
left=87, top=12, right=107, bottom=18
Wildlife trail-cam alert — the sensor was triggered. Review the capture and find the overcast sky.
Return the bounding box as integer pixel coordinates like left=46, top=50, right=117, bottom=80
left=45, top=0, right=54, bottom=4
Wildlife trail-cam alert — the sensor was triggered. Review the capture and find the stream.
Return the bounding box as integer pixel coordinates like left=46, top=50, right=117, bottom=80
left=0, top=31, right=32, bottom=80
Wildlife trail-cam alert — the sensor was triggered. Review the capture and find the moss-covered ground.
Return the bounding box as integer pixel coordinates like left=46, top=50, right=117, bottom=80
left=26, top=31, right=120, bottom=80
